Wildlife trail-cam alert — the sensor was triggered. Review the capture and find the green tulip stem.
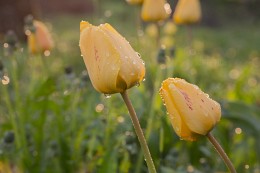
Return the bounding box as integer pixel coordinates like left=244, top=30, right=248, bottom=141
left=186, top=25, right=193, bottom=50
left=156, top=22, right=161, bottom=48
left=207, top=133, right=237, bottom=173
left=121, top=91, right=157, bottom=173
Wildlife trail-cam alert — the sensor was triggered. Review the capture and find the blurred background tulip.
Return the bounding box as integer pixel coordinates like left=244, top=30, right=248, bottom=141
left=141, top=0, right=171, bottom=22
left=173, top=0, right=201, bottom=25
left=26, top=18, right=54, bottom=55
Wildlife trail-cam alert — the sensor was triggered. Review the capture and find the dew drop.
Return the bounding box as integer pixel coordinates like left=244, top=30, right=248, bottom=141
left=136, top=52, right=141, bottom=58
left=1, top=75, right=10, bottom=85
left=142, top=78, right=146, bottom=82
left=104, top=94, right=111, bottom=98
left=142, top=61, right=145, bottom=65
left=80, top=54, right=83, bottom=57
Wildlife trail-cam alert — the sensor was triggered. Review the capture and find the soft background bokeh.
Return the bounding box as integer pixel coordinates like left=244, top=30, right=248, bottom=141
left=0, top=0, right=260, bottom=172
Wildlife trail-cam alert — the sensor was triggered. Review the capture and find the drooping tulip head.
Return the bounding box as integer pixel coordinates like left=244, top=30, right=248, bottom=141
left=173, top=0, right=201, bottom=25
left=79, top=21, right=145, bottom=94
left=141, top=0, right=172, bottom=22
left=159, top=78, right=221, bottom=141
left=27, top=20, right=54, bottom=54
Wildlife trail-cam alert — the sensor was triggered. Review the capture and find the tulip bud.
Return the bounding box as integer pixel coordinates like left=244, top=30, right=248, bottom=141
left=141, top=0, right=171, bottom=22
left=126, top=0, right=143, bottom=5
left=163, top=21, right=177, bottom=35
left=173, top=0, right=201, bottom=25
left=79, top=21, right=145, bottom=94
left=159, top=78, right=221, bottom=141
left=27, top=20, right=54, bottom=54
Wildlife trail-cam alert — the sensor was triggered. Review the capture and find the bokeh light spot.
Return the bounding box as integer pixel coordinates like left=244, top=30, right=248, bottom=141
left=95, top=104, right=104, bottom=113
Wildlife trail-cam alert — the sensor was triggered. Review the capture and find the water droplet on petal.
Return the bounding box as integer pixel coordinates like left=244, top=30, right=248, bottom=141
left=104, top=94, right=111, bottom=98
left=135, top=82, right=140, bottom=87
left=142, top=78, right=146, bottom=82
left=136, top=52, right=141, bottom=58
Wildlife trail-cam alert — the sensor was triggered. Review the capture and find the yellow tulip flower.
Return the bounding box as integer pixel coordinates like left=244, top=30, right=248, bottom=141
left=126, top=0, right=143, bottom=5
left=27, top=20, right=54, bottom=54
left=141, top=0, right=171, bottom=22
left=79, top=21, right=145, bottom=94
left=173, top=0, right=201, bottom=25
left=159, top=78, right=221, bottom=141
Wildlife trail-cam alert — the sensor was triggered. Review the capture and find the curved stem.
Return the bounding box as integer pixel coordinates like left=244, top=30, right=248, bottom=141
left=121, top=91, right=157, bottom=173
left=207, top=133, right=237, bottom=173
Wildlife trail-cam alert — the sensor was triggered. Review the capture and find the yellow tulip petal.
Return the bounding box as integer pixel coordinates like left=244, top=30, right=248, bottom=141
left=160, top=84, right=198, bottom=141
left=80, top=21, right=92, bottom=32
left=28, top=33, right=38, bottom=54
left=79, top=26, right=122, bottom=93
left=101, top=24, right=145, bottom=89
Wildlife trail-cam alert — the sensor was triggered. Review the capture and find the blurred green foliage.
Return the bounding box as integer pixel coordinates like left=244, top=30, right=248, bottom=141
left=0, top=0, right=260, bottom=173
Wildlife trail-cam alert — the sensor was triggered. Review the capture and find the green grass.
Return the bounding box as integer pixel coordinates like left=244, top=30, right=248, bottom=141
left=0, top=1, right=260, bottom=173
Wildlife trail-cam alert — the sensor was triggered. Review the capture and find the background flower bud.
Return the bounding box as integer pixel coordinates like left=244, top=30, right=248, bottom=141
left=79, top=21, right=145, bottom=94
left=159, top=78, right=221, bottom=141
left=27, top=20, right=54, bottom=54
left=141, top=0, right=171, bottom=22
left=173, top=0, right=201, bottom=25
